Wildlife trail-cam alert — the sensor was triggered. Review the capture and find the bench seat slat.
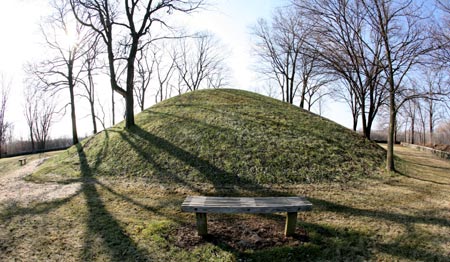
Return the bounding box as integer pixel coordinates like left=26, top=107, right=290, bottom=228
left=181, top=196, right=313, bottom=213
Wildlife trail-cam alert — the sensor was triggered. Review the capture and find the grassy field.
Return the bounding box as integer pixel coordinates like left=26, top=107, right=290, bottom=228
left=32, top=89, right=385, bottom=185
left=1, top=144, right=449, bottom=261
left=1, top=90, right=448, bottom=261
left=0, top=151, right=62, bottom=176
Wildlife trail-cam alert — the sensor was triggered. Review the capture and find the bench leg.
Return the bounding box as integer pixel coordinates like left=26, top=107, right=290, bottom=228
left=284, top=212, right=297, bottom=237
left=195, top=213, right=208, bottom=237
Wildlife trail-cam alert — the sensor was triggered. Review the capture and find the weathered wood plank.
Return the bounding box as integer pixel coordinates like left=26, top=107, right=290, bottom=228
left=181, top=196, right=312, bottom=213
left=182, top=196, right=312, bottom=237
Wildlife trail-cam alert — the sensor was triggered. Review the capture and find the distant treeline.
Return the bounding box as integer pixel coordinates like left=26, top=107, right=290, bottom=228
left=370, top=129, right=450, bottom=146
left=0, top=137, right=75, bottom=158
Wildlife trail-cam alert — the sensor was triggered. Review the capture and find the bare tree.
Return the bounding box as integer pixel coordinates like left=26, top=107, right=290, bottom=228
left=70, top=0, right=203, bottom=128
left=304, top=77, right=331, bottom=111
left=400, top=67, right=450, bottom=145
left=417, top=99, right=427, bottom=144
left=332, top=80, right=361, bottom=131
left=34, top=97, right=57, bottom=151
left=295, top=0, right=388, bottom=138
left=23, top=84, right=58, bottom=151
left=24, top=84, right=38, bottom=152
left=0, top=74, right=11, bottom=158
left=402, top=99, right=418, bottom=144
left=433, top=0, right=450, bottom=65
left=362, top=0, right=434, bottom=171
left=135, top=44, right=155, bottom=111
left=79, top=35, right=103, bottom=134
left=174, top=32, right=229, bottom=92
left=154, top=44, right=176, bottom=103
left=252, top=8, right=317, bottom=105
left=435, top=121, right=450, bottom=144
left=28, top=0, right=93, bottom=145
left=422, top=67, right=449, bottom=145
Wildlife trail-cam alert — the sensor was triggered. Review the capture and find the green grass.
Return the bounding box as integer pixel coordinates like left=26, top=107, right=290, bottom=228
left=1, top=145, right=449, bottom=261
left=3, top=89, right=448, bottom=261
left=33, top=89, right=385, bottom=186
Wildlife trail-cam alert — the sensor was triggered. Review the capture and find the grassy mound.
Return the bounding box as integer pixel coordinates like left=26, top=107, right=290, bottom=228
left=35, top=89, right=385, bottom=185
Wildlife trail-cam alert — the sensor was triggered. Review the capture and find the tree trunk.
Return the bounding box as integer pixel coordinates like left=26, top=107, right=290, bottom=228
left=300, top=80, right=307, bottom=109
left=69, top=87, right=79, bottom=145
left=386, top=86, right=395, bottom=171
left=361, top=100, right=369, bottom=139
left=111, top=90, right=115, bottom=125
left=90, top=100, right=97, bottom=134
left=429, top=99, right=434, bottom=145
left=88, top=68, right=97, bottom=134
left=29, top=126, right=35, bottom=152
left=68, top=60, right=79, bottom=145
left=375, top=0, right=396, bottom=172
left=125, top=85, right=135, bottom=129
left=366, top=118, right=373, bottom=140
left=352, top=118, right=358, bottom=131
left=125, top=38, right=138, bottom=128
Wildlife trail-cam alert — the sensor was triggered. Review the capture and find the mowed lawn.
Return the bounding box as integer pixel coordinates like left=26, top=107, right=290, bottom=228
left=0, top=145, right=449, bottom=261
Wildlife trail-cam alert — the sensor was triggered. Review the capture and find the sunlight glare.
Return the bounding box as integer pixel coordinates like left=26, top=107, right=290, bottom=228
left=63, top=27, right=78, bottom=49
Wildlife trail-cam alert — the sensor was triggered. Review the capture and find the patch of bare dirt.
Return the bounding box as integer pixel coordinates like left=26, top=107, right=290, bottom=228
left=173, top=218, right=309, bottom=252
left=0, top=159, right=81, bottom=206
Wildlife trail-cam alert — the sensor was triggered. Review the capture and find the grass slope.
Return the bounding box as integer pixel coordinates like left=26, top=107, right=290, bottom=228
left=34, top=89, right=385, bottom=185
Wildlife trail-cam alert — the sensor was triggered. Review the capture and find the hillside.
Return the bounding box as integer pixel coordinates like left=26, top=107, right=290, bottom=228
left=34, top=89, right=385, bottom=185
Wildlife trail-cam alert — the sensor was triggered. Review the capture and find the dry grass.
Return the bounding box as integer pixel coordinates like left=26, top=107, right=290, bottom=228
left=1, top=145, right=449, bottom=261
left=0, top=151, right=62, bottom=176
left=290, top=144, right=450, bottom=261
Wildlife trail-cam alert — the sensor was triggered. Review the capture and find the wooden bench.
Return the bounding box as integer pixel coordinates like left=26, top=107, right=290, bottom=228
left=181, top=196, right=312, bottom=237
left=18, top=158, right=27, bottom=166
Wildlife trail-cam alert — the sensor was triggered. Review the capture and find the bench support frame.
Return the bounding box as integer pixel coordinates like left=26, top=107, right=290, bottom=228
left=194, top=211, right=298, bottom=237
left=182, top=196, right=312, bottom=238
left=284, top=212, right=298, bottom=236
left=18, top=159, right=27, bottom=166
left=196, top=213, right=208, bottom=237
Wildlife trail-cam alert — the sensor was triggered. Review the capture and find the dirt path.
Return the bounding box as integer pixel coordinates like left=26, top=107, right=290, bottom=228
left=0, top=158, right=81, bottom=205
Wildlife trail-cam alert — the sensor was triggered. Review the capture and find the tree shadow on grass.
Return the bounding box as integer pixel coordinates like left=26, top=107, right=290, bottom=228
left=0, top=190, right=82, bottom=222
left=228, top=196, right=450, bottom=262
left=306, top=197, right=449, bottom=261
left=112, top=125, right=288, bottom=197
left=395, top=168, right=450, bottom=186
left=80, top=126, right=298, bottom=260
left=308, top=197, right=450, bottom=228
left=76, top=143, right=152, bottom=261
